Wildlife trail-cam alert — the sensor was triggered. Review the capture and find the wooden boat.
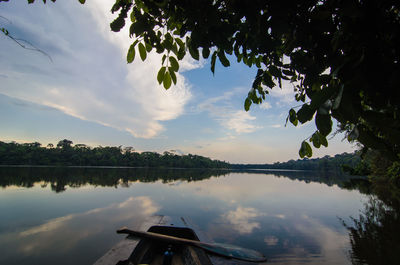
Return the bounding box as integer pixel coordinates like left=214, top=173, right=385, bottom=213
left=94, top=216, right=265, bottom=265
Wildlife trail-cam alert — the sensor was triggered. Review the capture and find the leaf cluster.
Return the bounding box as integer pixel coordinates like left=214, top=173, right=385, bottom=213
left=109, top=0, right=400, bottom=164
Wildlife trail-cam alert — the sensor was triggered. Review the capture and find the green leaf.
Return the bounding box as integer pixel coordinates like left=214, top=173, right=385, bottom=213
left=262, top=72, right=275, bottom=88
left=310, top=132, right=321, bottom=148
left=169, top=70, right=177, bottom=85
left=188, top=45, right=199, bottom=60
left=211, top=51, right=217, bottom=74
left=202, top=47, right=210, bottom=59
left=269, top=65, right=281, bottom=78
left=171, top=43, right=178, bottom=55
left=297, top=104, right=315, bottom=123
left=347, top=126, right=359, bottom=141
left=175, top=38, right=184, bottom=49
left=236, top=54, right=242, bottom=63
left=78, top=0, right=85, bottom=4
left=127, top=44, right=136, bottom=63
left=169, top=56, right=179, bottom=72
left=244, top=98, right=252, bottom=111
left=320, top=133, right=328, bottom=147
left=163, top=71, right=172, bottom=89
left=145, top=42, right=153, bottom=52
left=309, top=85, right=336, bottom=110
left=305, top=141, right=312, bottom=157
left=289, top=108, right=298, bottom=126
left=157, top=67, right=166, bottom=84
left=315, top=112, right=332, bottom=136
left=164, top=33, right=173, bottom=50
left=255, top=57, right=262, bottom=68
left=218, top=50, right=230, bottom=67
left=299, top=141, right=312, bottom=158
left=138, top=43, right=147, bottom=61
left=177, top=47, right=185, bottom=60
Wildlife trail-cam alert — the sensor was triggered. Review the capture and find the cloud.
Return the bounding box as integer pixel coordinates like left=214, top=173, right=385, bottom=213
left=196, top=88, right=261, bottom=134
left=223, top=110, right=260, bottom=134
left=269, top=80, right=296, bottom=104
left=259, top=101, right=272, bottom=109
left=0, top=1, right=199, bottom=139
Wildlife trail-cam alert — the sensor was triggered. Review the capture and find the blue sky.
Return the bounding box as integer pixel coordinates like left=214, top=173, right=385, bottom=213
left=0, top=1, right=355, bottom=163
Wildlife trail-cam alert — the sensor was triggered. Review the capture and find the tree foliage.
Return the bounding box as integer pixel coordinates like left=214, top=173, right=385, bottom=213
left=107, top=0, right=400, bottom=165
left=232, top=152, right=362, bottom=173
left=0, top=140, right=230, bottom=168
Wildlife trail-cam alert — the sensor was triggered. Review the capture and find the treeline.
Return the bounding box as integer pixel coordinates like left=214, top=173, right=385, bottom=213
left=0, top=140, right=366, bottom=174
left=0, top=140, right=230, bottom=168
left=232, top=152, right=362, bottom=174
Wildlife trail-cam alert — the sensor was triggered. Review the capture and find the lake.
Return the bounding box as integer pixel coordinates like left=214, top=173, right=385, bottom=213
left=0, top=167, right=382, bottom=264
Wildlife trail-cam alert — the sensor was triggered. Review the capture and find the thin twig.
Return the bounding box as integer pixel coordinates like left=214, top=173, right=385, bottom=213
left=2, top=31, right=53, bottom=62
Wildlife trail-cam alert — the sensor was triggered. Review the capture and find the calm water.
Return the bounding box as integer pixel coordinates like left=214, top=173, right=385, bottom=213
left=0, top=167, right=379, bottom=264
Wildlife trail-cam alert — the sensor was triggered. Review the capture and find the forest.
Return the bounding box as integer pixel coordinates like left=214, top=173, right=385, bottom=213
left=0, top=139, right=364, bottom=174
left=232, top=152, right=364, bottom=174
left=0, top=140, right=230, bottom=168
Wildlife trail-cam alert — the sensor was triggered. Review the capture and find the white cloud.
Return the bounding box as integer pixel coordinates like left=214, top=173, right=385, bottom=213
left=223, top=110, right=260, bottom=134
left=0, top=1, right=199, bottom=139
left=196, top=88, right=261, bottom=134
left=259, top=101, right=272, bottom=109
left=269, top=80, right=296, bottom=104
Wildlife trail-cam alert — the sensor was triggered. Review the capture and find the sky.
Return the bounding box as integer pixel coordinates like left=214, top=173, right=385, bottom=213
left=0, top=1, right=355, bottom=163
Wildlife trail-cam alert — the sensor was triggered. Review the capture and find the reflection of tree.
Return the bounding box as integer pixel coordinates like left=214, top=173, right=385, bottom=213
left=237, top=169, right=365, bottom=189
left=0, top=167, right=230, bottom=193
left=343, top=184, right=400, bottom=265
left=0, top=167, right=364, bottom=193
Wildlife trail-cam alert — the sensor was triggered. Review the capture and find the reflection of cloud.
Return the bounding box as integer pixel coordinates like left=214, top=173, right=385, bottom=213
left=296, top=215, right=349, bottom=251
left=264, top=236, right=279, bottom=246
left=3, top=196, right=160, bottom=256
left=20, top=215, right=74, bottom=237
left=286, top=215, right=350, bottom=264
left=275, top=214, right=285, bottom=219
left=222, top=207, right=264, bottom=234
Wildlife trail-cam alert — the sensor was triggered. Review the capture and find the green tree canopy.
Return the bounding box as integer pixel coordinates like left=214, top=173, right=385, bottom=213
left=107, top=0, right=400, bottom=164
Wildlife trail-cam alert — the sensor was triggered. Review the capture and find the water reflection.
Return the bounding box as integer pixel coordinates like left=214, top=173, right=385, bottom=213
left=0, top=196, right=159, bottom=265
left=0, top=167, right=230, bottom=192
left=342, top=182, right=400, bottom=265
left=0, top=167, right=387, bottom=265
left=0, top=167, right=361, bottom=192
